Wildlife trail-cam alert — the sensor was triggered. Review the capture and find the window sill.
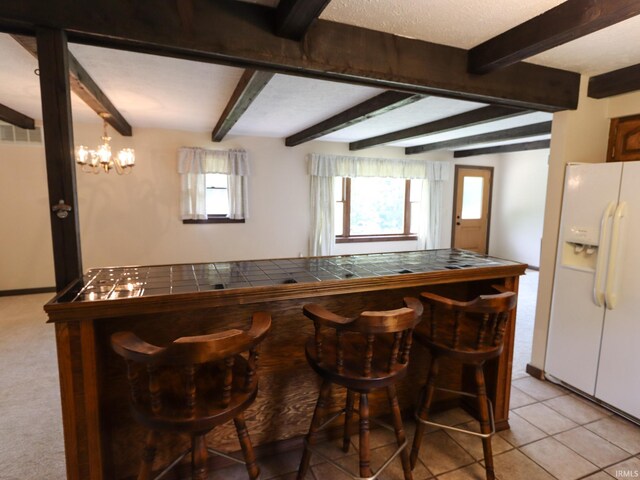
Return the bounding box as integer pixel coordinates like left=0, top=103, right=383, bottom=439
left=336, top=235, right=417, bottom=244
left=183, top=217, right=245, bottom=224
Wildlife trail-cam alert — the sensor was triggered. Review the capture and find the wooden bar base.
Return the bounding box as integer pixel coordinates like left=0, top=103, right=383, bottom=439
left=45, top=254, right=525, bottom=479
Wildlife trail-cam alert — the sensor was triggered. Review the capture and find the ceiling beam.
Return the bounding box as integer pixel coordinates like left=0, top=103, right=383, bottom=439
left=275, top=0, right=332, bottom=40
left=588, top=63, right=640, bottom=99
left=12, top=34, right=132, bottom=136
left=0, top=103, right=35, bottom=129
left=453, top=139, right=551, bottom=158
left=211, top=69, right=274, bottom=142
left=468, top=0, right=640, bottom=74
left=406, top=121, right=552, bottom=155
left=36, top=28, right=83, bottom=291
left=0, top=0, right=580, bottom=112
left=285, top=91, right=424, bottom=147
left=349, top=105, right=528, bottom=151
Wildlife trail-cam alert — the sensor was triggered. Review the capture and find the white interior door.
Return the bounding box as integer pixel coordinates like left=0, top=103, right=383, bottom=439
left=545, top=163, right=623, bottom=395
left=596, top=161, right=640, bottom=418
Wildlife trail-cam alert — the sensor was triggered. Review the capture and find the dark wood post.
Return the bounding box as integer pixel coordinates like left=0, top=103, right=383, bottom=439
left=36, top=28, right=83, bottom=291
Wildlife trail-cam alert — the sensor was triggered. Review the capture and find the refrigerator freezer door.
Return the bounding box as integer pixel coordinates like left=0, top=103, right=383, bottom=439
left=545, top=162, right=623, bottom=395
left=596, top=162, right=640, bottom=418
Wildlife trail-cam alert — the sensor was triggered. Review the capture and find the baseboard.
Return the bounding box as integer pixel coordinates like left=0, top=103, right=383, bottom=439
left=0, top=286, right=56, bottom=297
left=526, top=363, right=545, bottom=380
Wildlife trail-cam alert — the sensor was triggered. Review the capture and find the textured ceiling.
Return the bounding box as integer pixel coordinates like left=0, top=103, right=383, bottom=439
left=231, top=75, right=385, bottom=137
left=321, top=0, right=566, bottom=49
left=527, top=15, right=640, bottom=75
left=69, top=44, right=245, bottom=131
left=320, top=0, right=640, bottom=76
left=388, top=112, right=553, bottom=148
left=2, top=0, right=639, bottom=152
left=0, top=34, right=94, bottom=122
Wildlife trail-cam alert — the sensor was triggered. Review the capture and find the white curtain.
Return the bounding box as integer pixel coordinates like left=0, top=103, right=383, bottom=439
left=308, top=153, right=450, bottom=255
left=178, top=147, right=250, bottom=220
left=415, top=161, right=450, bottom=249
left=309, top=175, right=335, bottom=257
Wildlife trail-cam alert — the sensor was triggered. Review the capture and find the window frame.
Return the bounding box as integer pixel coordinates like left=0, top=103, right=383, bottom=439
left=182, top=216, right=245, bottom=224
left=335, top=177, right=418, bottom=243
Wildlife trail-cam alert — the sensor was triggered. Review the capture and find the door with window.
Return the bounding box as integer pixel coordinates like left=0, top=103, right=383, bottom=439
left=452, top=166, right=493, bottom=254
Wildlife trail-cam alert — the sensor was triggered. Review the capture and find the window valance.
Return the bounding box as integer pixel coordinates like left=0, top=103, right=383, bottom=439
left=308, top=153, right=449, bottom=181
left=178, top=147, right=250, bottom=176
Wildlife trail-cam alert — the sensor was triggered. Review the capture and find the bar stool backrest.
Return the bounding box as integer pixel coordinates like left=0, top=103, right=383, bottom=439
left=420, top=290, right=517, bottom=353
left=302, top=297, right=423, bottom=378
left=111, top=312, right=271, bottom=415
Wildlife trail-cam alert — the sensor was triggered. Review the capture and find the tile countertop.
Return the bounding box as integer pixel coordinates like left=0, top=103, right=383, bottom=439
left=53, top=249, right=522, bottom=305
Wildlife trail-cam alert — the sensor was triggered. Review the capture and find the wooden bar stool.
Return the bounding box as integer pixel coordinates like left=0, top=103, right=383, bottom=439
left=409, top=288, right=517, bottom=480
left=297, top=297, right=423, bottom=480
left=111, top=312, right=271, bottom=480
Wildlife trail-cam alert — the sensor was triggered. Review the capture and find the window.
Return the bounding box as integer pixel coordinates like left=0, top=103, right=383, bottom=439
left=182, top=173, right=245, bottom=224
left=205, top=173, right=230, bottom=215
left=179, top=147, right=249, bottom=224
left=334, top=177, right=421, bottom=242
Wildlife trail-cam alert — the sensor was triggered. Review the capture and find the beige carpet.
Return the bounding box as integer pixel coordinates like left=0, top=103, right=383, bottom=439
left=0, top=293, right=66, bottom=480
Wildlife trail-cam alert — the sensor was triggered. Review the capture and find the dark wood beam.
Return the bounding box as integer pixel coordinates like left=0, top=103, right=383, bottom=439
left=453, top=139, right=551, bottom=158
left=469, top=0, right=640, bottom=74
left=0, top=103, right=35, bottom=129
left=286, top=91, right=423, bottom=147
left=276, top=0, right=332, bottom=40
left=406, top=121, right=552, bottom=155
left=588, top=63, right=640, bottom=99
left=12, top=34, right=132, bottom=136
left=349, top=105, right=528, bottom=151
left=36, top=28, right=83, bottom=292
left=0, top=0, right=580, bottom=112
left=211, top=69, right=273, bottom=142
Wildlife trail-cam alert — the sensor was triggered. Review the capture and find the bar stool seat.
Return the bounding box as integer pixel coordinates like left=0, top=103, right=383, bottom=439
left=111, top=312, right=271, bottom=480
left=409, top=287, right=517, bottom=480
left=297, top=297, right=423, bottom=480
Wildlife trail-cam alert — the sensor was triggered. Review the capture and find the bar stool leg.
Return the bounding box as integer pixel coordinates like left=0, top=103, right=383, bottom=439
left=343, top=389, right=355, bottom=453
left=359, top=392, right=372, bottom=478
left=297, top=379, right=332, bottom=480
left=192, top=434, right=208, bottom=480
left=410, top=356, right=439, bottom=469
left=137, top=430, right=158, bottom=480
left=388, top=385, right=413, bottom=480
left=234, top=413, right=260, bottom=480
left=475, top=365, right=495, bottom=480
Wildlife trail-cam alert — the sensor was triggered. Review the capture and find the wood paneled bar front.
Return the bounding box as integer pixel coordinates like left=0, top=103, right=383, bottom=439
left=44, top=249, right=526, bottom=480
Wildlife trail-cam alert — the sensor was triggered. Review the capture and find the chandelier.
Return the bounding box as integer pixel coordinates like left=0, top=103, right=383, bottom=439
left=75, top=119, right=135, bottom=174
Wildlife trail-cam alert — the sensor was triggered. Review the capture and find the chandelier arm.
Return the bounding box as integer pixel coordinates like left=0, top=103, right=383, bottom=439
left=74, top=120, right=135, bottom=175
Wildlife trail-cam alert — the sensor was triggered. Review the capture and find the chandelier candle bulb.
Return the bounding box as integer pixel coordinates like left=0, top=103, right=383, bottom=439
left=75, top=120, right=135, bottom=175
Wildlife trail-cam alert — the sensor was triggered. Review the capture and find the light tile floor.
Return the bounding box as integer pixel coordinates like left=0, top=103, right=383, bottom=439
left=211, top=378, right=640, bottom=480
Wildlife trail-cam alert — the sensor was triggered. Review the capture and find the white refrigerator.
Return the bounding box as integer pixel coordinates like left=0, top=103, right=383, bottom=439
left=546, top=161, right=640, bottom=420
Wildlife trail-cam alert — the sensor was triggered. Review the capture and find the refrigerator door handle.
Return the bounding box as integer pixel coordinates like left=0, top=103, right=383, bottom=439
left=605, top=201, right=628, bottom=310
left=593, top=201, right=616, bottom=306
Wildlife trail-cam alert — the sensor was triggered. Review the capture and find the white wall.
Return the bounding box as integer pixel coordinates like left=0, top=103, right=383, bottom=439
left=440, top=151, right=549, bottom=268
left=486, top=150, right=549, bottom=268
left=0, top=141, right=55, bottom=289
left=1, top=122, right=548, bottom=291
left=530, top=76, right=613, bottom=370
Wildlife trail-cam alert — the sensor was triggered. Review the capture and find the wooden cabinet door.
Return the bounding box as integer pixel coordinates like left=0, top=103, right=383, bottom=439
left=607, top=114, right=640, bottom=162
